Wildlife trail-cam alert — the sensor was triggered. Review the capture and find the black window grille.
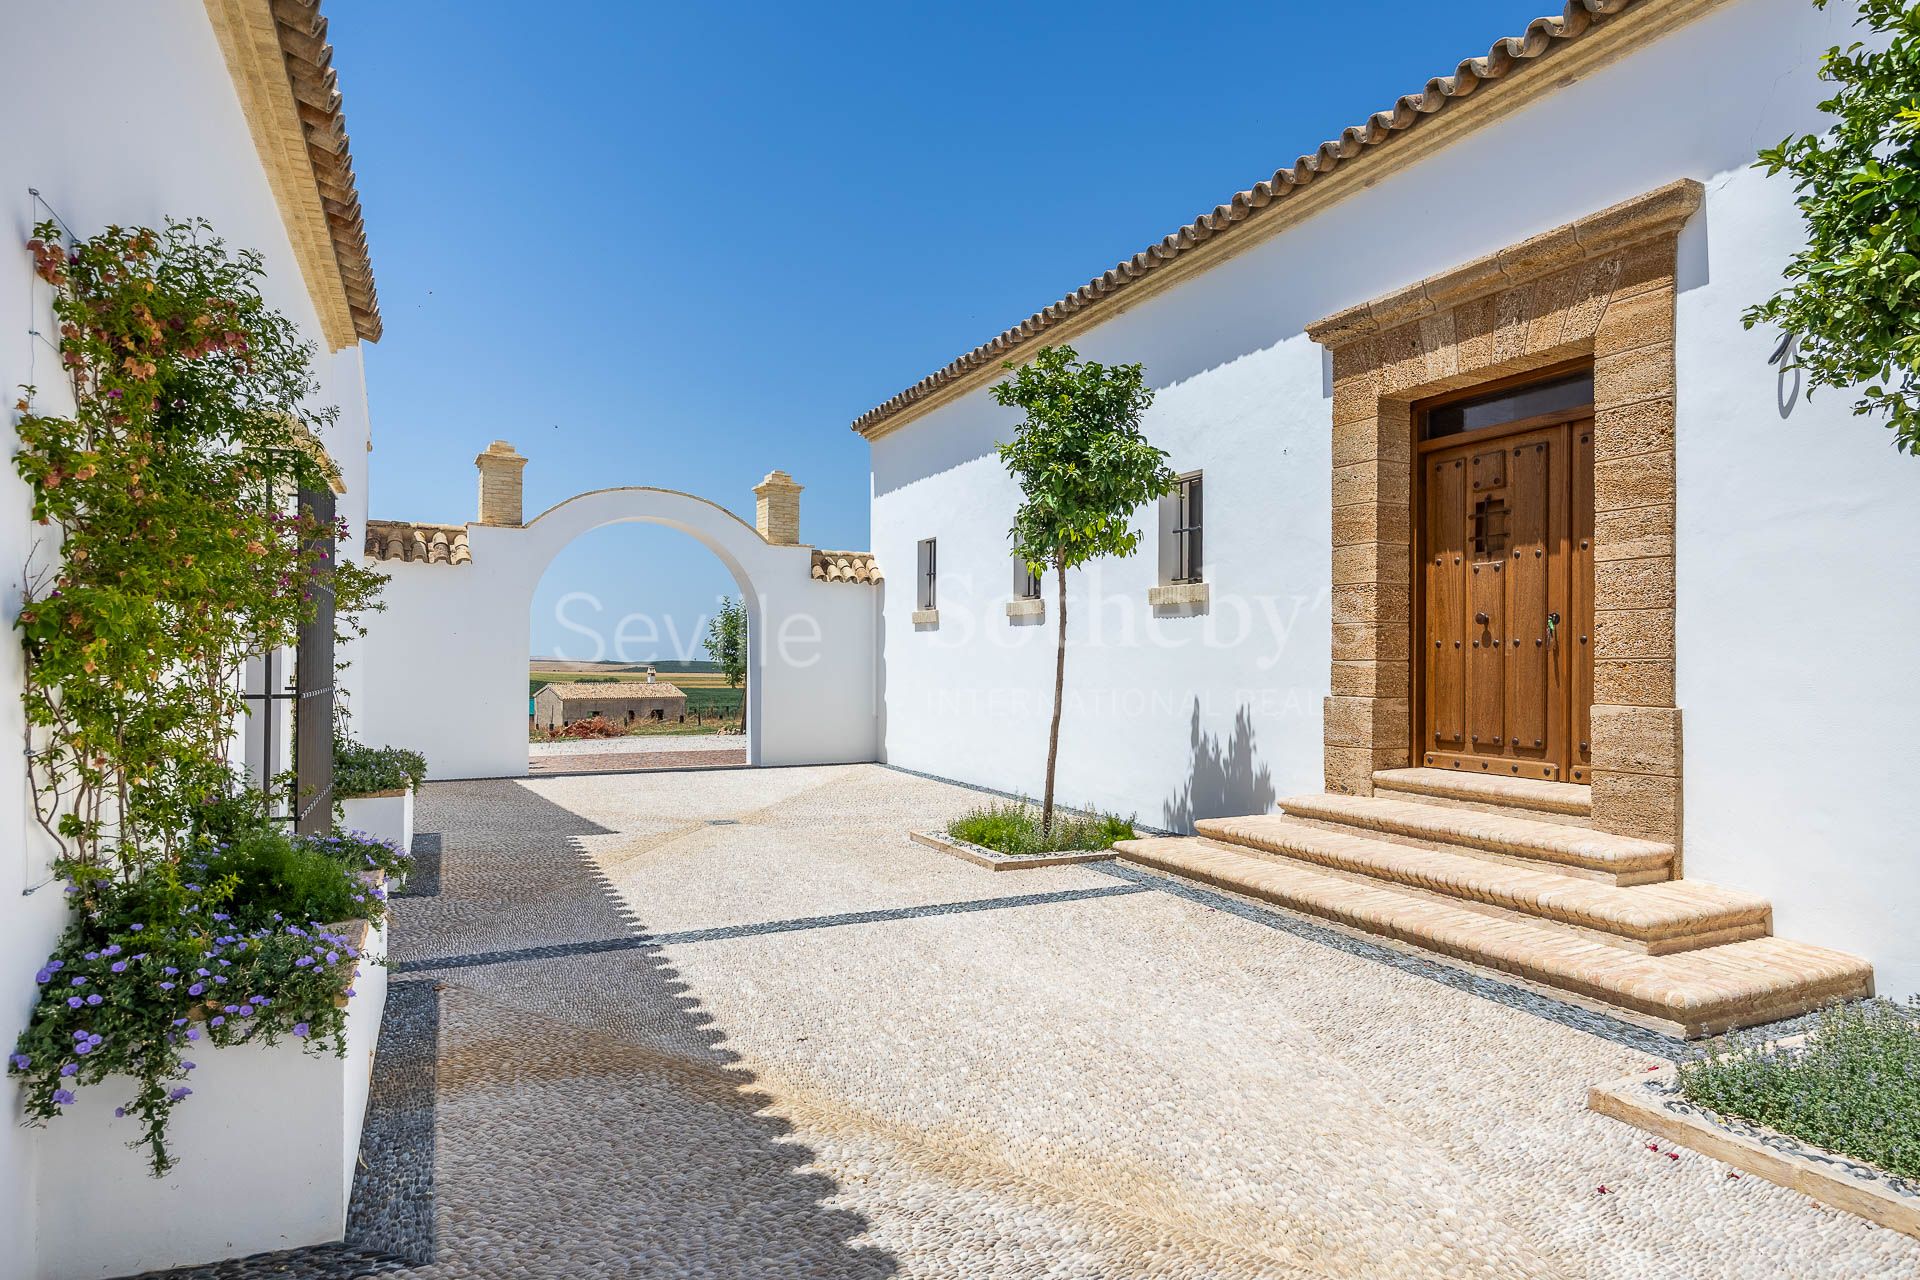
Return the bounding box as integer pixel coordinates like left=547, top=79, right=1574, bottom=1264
left=240, top=486, right=334, bottom=834
left=1172, top=473, right=1203, bottom=584
left=1017, top=564, right=1041, bottom=600
left=917, top=538, right=937, bottom=610
left=292, top=487, right=335, bottom=835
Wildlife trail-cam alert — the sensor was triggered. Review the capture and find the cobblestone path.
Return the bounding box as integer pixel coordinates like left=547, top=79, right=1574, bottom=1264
left=149, top=765, right=1920, bottom=1279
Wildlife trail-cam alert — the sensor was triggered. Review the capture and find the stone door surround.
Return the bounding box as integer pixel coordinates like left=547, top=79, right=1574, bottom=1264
left=1306, top=179, right=1699, bottom=854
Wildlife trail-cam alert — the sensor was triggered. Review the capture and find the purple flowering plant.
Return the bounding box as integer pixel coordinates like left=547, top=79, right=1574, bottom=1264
left=5, top=844, right=397, bottom=1174
left=7, top=828, right=405, bottom=1175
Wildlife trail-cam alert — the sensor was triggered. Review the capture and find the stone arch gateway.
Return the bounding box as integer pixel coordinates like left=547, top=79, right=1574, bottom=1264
left=355, top=448, right=881, bottom=780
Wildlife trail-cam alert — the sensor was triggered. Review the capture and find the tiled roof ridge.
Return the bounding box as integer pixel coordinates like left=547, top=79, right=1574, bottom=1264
left=365, top=518, right=470, bottom=566
left=850, top=0, right=1638, bottom=437
left=271, top=0, right=381, bottom=342
left=811, top=549, right=884, bottom=584
left=540, top=681, right=688, bottom=699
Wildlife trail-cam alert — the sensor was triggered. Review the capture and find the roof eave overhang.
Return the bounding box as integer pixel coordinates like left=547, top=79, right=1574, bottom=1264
left=850, top=0, right=1726, bottom=442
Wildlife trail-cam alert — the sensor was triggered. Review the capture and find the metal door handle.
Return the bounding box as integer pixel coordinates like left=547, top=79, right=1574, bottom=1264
left=1474, top=611, right=1489, bottom=625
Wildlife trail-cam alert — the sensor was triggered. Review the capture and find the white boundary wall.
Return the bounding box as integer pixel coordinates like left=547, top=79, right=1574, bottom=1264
left=868, top=0, right=1920, bottom=997
left=356, top=487, right=880, bottom=780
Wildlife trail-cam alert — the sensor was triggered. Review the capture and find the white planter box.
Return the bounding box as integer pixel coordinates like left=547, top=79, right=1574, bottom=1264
left=339, top=788, right=413, bottom=856
left=33, top=918, right=388, bottom=1280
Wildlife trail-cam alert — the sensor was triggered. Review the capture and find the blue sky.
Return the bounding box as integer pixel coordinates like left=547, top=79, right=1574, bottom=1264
left=333, top=0, right=1548, bottom=660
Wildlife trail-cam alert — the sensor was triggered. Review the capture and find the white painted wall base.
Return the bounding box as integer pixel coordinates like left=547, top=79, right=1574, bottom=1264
left=340, top=791, right=414, bottom=859
left=32, top=921, right=388, bottom=1280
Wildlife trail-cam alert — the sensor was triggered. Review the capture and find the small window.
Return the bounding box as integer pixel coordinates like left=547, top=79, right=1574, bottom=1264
left=916, top=538, right=937, bottom=610
left=1168, top=472, right=1203, bottom=584
left=1014, top=561, right=1042, bottom=600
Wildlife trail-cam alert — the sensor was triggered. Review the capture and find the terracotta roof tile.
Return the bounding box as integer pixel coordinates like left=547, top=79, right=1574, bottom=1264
left=365, top=520, right=470, bottom=566
left=539, top=681, right=688, bottom=701
left=811, top=549, right=884, bottom=584
left=270, top=0, right=380, bottom=342
left=850, top=0, right=1637, bottom=437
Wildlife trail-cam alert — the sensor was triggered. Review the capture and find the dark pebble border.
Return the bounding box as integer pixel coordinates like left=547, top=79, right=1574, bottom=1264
left=391, top=833, right=440, bottom=900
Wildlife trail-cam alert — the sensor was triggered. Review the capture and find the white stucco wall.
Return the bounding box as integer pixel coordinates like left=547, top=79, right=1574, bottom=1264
left=356, top=487, right=880, bottom=781
left=0, top=4, right=378, bottom=1272
left=870, top=0, right=1920, bottom=995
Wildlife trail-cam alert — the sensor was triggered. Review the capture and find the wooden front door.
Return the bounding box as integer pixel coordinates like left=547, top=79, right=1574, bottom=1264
left=1419, top=416, right=1593, bottom=783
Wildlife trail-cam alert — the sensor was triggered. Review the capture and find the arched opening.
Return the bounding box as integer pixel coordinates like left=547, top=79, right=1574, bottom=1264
left=527, top=514, right=753, bottom=775
left=360, top=477, right=878, bottom=781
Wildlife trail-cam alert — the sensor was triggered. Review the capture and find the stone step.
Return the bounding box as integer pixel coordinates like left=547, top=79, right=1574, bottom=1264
left=1113, top=836, right=1872, bottom=1038
left=1278, top=793, right=1671, bottom=885
left=1372, top=767, right=1593, bottom=828
left=1192, top=814, right=1762, bottom=953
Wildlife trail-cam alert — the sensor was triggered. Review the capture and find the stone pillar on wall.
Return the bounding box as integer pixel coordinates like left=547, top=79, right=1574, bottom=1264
left=754, top=470, right=802, bottom=545
left=475, top=441, right=527, bottom=527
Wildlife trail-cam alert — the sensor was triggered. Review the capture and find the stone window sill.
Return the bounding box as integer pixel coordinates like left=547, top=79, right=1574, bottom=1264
left=911, top=608, right=940, bottom=627
left=1147, top=582, right=1210, bottom=608
left=1005, top=598, right=1044, bottom=620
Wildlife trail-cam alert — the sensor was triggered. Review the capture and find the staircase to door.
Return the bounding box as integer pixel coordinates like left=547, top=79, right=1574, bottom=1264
left=1114, top=769, right=1872, bottom=1038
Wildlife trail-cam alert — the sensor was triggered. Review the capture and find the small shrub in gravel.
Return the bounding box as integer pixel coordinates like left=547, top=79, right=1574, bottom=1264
left=947, top=799, right=1134, bottom=856
left=1678, top=996, right=1920, bottom=1179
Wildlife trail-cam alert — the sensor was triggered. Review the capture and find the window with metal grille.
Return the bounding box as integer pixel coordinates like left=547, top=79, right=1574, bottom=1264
left=1015, top=562, right=1041, bottom=600
left=1170, top=472, right=1203, bottom=584
left=916, top=538, right=937, bottom=610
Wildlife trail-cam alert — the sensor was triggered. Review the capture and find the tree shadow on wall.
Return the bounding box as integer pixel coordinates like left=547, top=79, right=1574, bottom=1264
left=1163, top=701, right=1277, bottom=832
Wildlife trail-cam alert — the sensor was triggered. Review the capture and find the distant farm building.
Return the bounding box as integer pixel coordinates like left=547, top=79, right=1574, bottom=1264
left=533, top=675, right=687, bottom=730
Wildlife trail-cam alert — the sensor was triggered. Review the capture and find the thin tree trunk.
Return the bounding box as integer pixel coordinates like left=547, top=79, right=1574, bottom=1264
left=1042, top=555, right=1066, bottom=834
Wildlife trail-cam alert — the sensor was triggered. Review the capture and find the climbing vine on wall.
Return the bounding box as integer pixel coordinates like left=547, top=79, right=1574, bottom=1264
left=14, top=217, right=348, bottom=886
left=5, top=217, right=404, bottom=1173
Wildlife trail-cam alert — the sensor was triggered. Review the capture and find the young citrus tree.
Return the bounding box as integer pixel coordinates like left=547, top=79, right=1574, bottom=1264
left=993, top=345, right=1175, bottom=832
left=1747, top=0, right=1920, bottom=452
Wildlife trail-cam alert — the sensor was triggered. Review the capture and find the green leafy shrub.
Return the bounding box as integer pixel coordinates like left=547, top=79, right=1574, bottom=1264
left=1746, top=0, right=1920, bottom=453
left=8, top=824, right=402, bottom=1173
left=1679, top=997, right=1920, bottom=1179
left=947, top=799, right=1135, bottom=856
left=333, top=737, right=426, bottom=797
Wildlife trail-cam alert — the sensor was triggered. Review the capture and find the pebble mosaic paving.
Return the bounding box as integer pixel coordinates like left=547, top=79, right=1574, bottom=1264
left=130, top=764, right=1920, bottom=1278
